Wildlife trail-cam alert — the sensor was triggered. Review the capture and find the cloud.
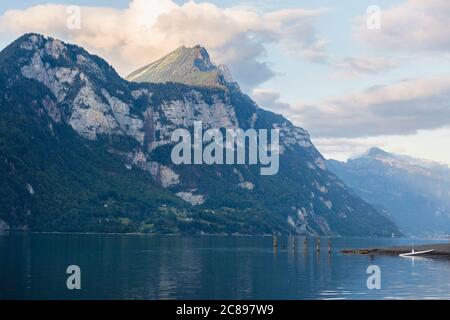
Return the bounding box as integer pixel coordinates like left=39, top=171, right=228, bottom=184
left=265, top=9, right=329, bottom=63
left=289, top=76, right=450, bottom=138
left=250, top=83, right=450, bottom=165
left=0, top=0, right=326, bottom=91
left=330, top=56, right=398, bottom=78
left=354, top=0, right=450, bottom=53
left=313, top=127, right=450, bottom=166
left=252, top=88, right=292, bottom=113
left=312, top=137, right=388, bottom=161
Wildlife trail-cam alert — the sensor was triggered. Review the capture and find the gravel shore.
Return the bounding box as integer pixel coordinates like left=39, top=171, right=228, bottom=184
left=342, top=243, right=450, bottom=258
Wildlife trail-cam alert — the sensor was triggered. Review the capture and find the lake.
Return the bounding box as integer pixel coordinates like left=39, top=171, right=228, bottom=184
left=0, top=233, right=449, bottom=300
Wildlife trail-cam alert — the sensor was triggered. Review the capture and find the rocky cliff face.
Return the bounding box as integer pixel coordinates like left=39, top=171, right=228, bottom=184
left=0, top=34, right=400, bottom=236
left=327, top=148, right=450, bottom=236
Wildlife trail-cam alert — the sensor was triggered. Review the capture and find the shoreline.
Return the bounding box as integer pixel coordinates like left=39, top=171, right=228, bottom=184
left=342, top=243, right=450, bottom=259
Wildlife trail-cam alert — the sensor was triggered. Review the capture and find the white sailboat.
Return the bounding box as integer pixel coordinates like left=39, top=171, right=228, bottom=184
left=399, top=249, right=435, bottom=257
left=399, top=241, right=435, bottom=257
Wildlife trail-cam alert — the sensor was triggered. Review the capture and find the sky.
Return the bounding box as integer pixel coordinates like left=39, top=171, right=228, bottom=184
left=1, top=0, right=450, bottom=164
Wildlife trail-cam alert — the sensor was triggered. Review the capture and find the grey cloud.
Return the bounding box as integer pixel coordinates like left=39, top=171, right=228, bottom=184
left=291, top=76, right=450, bottom=138
left=251, top=89, right=292, bottom=113
left=209, top=35, right=276, bottom=92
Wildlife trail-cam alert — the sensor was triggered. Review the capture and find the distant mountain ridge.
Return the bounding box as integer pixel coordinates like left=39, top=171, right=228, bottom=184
left=327, top=148, right=450, bottom=236
left=0, top=34, right=400, bottom=236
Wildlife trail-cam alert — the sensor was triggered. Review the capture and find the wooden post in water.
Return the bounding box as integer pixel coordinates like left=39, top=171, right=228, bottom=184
left=316, top=238, right=321, bottom=252
left=273, top=235, right=278, bottom=248
left=328, top=238, right=332, bottom=255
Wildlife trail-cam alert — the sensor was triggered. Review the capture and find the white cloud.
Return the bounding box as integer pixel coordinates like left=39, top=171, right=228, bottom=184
left=354, top=0, right=450, bottom=53
left=0, top=0, right=326, bottom=91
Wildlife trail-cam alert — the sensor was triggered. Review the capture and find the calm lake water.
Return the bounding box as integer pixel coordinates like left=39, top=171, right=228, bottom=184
left=0, top=233, right=449, bottom=300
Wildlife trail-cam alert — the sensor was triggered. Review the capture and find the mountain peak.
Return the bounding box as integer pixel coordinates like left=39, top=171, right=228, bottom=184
left=1, top=32, right=121, bottom=88
left=16, top=32, right=46, bottom=42
left=366, top=147, right=391, bottom=158
left=126, top=45, right=234, bottom=88
left=349, top=147, right=450, bottom=175
left=14, top=32, right=66, bottom=50
left=7, top=33, right=57, bottom=53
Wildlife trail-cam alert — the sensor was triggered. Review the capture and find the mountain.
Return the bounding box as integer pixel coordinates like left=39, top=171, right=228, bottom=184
left=126, top=45, right=235, bottom=88
left=0, top=34, right=400, bottom=236
left=327, top=148, right=450, bottom=236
